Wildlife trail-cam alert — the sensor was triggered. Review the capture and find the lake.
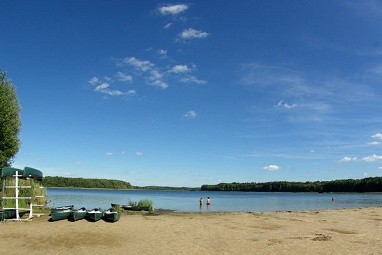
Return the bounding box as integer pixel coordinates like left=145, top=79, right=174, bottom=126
left=46, top=188, right=382, bottom=212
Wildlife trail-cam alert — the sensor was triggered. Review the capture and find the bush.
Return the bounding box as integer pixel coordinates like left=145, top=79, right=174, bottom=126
left=138, top=199, right=154, bottom=211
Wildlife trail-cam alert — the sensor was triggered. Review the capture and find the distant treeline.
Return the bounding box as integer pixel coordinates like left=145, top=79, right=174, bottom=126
left=201, top=177, right=382, bottom=193
left=42, top=176, right=132, bottom=189
left=134, top=185, right=199, bottom=191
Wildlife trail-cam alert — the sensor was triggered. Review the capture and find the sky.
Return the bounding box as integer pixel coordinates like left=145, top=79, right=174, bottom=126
left=1, top=0, right=382, bottom=187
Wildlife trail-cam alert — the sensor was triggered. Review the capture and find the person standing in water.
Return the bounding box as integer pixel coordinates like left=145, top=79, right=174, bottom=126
left=199, top=197, right=203, bottom=209
left=206, top=197, right=211, bottom=209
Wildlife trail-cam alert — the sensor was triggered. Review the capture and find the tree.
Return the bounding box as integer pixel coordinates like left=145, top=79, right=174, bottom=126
left=0, top=71, right=21, bottom=168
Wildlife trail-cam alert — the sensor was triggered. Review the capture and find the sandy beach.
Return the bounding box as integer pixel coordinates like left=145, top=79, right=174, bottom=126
left=0, top=207, right=381, bottom=255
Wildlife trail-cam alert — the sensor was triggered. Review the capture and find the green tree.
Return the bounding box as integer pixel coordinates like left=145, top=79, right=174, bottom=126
left=0, top=71, right=21, bottom=168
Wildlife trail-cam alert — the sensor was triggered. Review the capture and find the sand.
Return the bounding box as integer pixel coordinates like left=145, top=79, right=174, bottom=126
left=0, top=207, right=381, bottom=255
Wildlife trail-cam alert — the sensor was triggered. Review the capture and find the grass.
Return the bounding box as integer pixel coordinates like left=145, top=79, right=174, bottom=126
left=1, top=177, right=47, bottom=212
left=138, top=199, right=154, bottom=211
left=127, top=199, right=154, bottom=212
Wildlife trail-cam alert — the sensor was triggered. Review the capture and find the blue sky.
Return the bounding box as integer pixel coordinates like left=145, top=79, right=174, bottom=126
left=1, top=1, right=382, bottom=187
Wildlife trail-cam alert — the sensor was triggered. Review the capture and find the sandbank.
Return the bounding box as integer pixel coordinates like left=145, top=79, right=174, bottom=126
left=0, top=207, right=381, bottom=255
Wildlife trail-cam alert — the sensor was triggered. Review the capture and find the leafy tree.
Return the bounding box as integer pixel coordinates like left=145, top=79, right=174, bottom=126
left=201, top=177, right=382, bottom=193
left=42, top=176, right=133, bottom=189
left=0, top=71, right=21, bottom=168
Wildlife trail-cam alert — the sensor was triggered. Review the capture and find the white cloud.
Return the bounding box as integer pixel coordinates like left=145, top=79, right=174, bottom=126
left=163, top=23, right=173, bottom=29
left=368, top=65, right=382, bottom=75
left=121, top=151, right=126, bottom=155
left=102, top=89, right=125, bottom=96
left=90, top=77, right=135, bottom=97
left=88, top=77, right=99, bottom=86
left=240, top=64, right=303, bottom=88
left=372, top=133, right=382, bottom=139
left=95, top=82, right=110, bottom=91
left=184, top=110, right=197, bottom=118
left=169, top=65, right=191, bottom=73
left=124, top=57, right=154, bottom=72
left=158, top=4, right=189, bottom=15
left=158, top=49, right=167, bottom=57
left=150, top=80, right=168, bottom=89
left=180, top=75, right=207, bottom=85
left=355, top=48, right=382, bottom=57
left=106, top=152, right=113, bottom=156
left=339, top=156, right=358, bottom=163
left=239, top=64, right=364, bottom=102
left=367, top=141, right=381, bottom=145
left=150, top=70, right=163, bottom=80
left=180, top=28, right=209, bottom=39
left=344, top=0, right=382, bottom=18
left=126, top=90, right=136, bottom=95
left=122, top=56, right=168, bottom=89
left=136, top=151, right=143, bottom=156
left=277, top=100, right=298, bottom=109
left=116, top=71, right=133, bottom=82
left=362, top=154, right=382, bottom=162
left=263, top=165, right=280, bottom=171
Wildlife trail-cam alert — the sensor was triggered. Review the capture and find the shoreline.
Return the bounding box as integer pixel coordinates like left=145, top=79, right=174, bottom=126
left=1, top=207, right=381, bottom=254
left=46, top=186, right=382, bottom=193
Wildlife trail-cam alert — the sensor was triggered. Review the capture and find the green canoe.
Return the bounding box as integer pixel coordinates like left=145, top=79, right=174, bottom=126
left=23, top=167, right=43, bottom=180
left=70, top=207, right=87, bottom=221
left=0, top=209, right=16, bottom=220
left=86, top=208, right=103, bottom=222
left=103, top=208, right=121, bottom=222
left=1, top=167, right=24, bottom=178
left=51, top=205, right=74, bottom=213
left=50, top=208, right=72, bottom=221
left=122, top=205, right=152, bottom=211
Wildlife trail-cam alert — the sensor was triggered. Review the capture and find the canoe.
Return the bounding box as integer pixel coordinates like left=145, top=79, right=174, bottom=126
left=1, top=167, right=24, bottom=178
left=50, top=208, right=72, bottom=221
left=51, top=205, right=74, bottom=213
left=0, top=209, right=16, bottom=220
left=86, top=208, right=103, bottom=222
left=122, top=204, right=132, bottom=210
left=22, top=167, right=43, bottom=180
left=103, top=208, right=121, bottom=222
left=122, top=205, right=152, bottom=211
left=70, top=207, right=87, bottom=221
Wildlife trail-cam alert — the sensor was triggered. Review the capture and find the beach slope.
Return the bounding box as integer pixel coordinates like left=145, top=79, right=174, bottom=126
left=0, top=207, right=381, bottom=255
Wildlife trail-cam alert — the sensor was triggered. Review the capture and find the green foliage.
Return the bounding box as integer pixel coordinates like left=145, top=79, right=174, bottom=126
left=111, top=203, right=123, bottom=212
left=42, top=176, right=132, bottom=189
left=201, top=177, right=382, bottom=193
left=0, top=177, right=46, bottom=210
left=0, top=71, right=21, bottom=168
left=126, top=199, right=154, bottom=212
left=137, top=199, right=154, bottom=210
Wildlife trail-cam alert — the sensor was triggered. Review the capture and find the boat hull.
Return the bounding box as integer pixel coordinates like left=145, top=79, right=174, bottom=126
left=23, top=167, right=43, bottom=180
left=1, top=167, right=24, bottom=178
left=50, top=209, right=72, bottom=221
left=0, top=209, right=17, bottom=220
left=70, top=208, right=87, bottom=221
left=51, top=205, right=74, bottom=213
left=103, top=208, right=121, bottom=222
left=86, top=209, right=103, bottom=222
left=122, top=205, right=151, bottom=211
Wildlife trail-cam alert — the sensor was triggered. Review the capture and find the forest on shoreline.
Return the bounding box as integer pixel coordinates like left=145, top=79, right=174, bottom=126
left=201, top=177, right=382, bottom=193
left=42, top=176, right=133, bottom=189
left=41, top=176, right=382, bottom=193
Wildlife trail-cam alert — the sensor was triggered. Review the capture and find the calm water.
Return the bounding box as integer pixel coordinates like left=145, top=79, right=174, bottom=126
left=46, top=188, right=382, bottom=212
